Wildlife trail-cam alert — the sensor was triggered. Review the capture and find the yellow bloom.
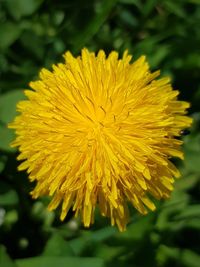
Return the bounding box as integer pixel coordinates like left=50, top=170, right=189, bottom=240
left=9, top=48, right=192, bottom=231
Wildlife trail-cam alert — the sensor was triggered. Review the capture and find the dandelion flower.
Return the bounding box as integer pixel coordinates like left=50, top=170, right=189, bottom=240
left=9, top=49, right=192, bottom=231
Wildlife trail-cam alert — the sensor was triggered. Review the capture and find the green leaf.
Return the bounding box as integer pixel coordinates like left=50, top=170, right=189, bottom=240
left=0, top=245, right=17, bottom=267
left=4, top=210, right=18, bottom=226
left=94, top=244, right=123, bottom=261
left=149, top=45, right=170, bottom=67
left=0, top=126, right=15, bottom=152
left=181, top=250, right=200, bottom=267
left=174, top=205, right=200, bottom=220
left=115, top=214, right=154, bottom=241
left=70, top=226, right=116, bottom=255
left=73, top=0, right=118, bottom=52
left=0, top=155, right=7, bottom=173
left=0, top=89, right=25, bottom=151
left=0, top=161, right=5, bottom=173
left=164, top=1, right=186, bottom=18
left=142, top=0, right=158, bottom=17
left=0, top=190, right=19, bottom=206
left=156, top=245, right=180, bottom=266
left=189, top=0, right=200, bottom=4
left=5, top=0, right=44, bottom=20
left=184, top=149, right=200, bottom=173
left=20, top=31, right=44, bottom=60
left=118, top=0, right=141, bottom=8
left=43, top=233, right=74, bottom=256
left=186, top=218, right=200, bottom=230
left=156, top=190, right=189, bottom=230
left=0, top=23, right=21, bottom=50
left=0, top=89, right=25, bottom=124
left=16, top=257, right=104, bottom=267
left=175, top=173, right=199, bottom=191
left=119, top=10, right=138, bottom=27
left=184, top=134, right=200, bottom=173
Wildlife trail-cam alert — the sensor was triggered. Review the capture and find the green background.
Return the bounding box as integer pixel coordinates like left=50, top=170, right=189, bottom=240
left=0, top=0, right=200, bottom=266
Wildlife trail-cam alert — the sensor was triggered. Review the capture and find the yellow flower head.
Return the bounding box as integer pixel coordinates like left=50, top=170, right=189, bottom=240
left=9, top=48, right=192, bottom=231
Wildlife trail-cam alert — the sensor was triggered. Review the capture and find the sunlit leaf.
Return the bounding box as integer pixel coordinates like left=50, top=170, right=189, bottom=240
left=16, top=257, right=104, bottom=267
left=43, top=233, right=74, bottom=256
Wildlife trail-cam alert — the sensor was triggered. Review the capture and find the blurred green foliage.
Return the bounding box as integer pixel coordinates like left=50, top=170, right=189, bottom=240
left=0, top=0, right=200, bottom=266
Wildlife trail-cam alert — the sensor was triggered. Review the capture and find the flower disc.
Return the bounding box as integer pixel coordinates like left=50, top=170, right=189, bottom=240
left=9, top=49, right=192, bottom=231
